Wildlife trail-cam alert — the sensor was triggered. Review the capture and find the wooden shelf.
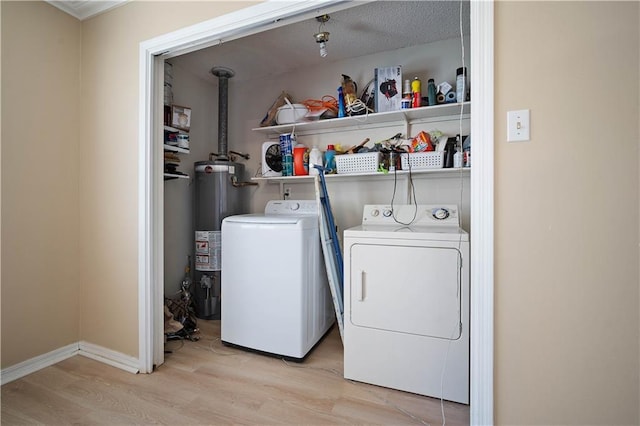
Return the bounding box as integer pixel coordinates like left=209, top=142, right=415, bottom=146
left=252, top=102, right=470, bottom=137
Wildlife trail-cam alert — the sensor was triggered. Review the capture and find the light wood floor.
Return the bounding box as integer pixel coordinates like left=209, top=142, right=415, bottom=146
left=1, top=321, right=469, bottom=425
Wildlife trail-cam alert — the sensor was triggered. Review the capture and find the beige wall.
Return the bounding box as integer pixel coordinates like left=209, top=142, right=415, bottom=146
left=77, top=1, right=258, bottom=355
left=495, top=1, right=639, bottom=424
left=1, top=1, right=81, bottom=367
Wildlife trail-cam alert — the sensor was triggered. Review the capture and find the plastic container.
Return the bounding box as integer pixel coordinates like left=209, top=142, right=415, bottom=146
left=456, top=67, right=467, bottom=103
left=324, top=145, right=336, bottom=174
left=336, top=152, right=380, bottom=174
left=462, top=135, right=471, bottom=167
left=453, top=150, right=463, bottom=168
left=309, top=146, right=323, bottom=175
left=293, top=144, right=308, bottom=176
left=427, top=79, right=437, bottom=106
left=275, top=104, right=309, bottom=124
left=400, top=151, right=444, bottom=170
left=177, top=133, right=189, bottom=149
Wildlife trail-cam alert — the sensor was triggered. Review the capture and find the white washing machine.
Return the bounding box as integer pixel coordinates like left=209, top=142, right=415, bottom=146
left=343, top=204, right=470, bottom=404
left=221, top=200, right=334, bottom=361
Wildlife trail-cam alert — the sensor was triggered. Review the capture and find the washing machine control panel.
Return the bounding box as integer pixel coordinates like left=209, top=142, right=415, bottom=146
left=265, top=200, right=318, bottom=215
left=362, top=204, right=460, bottom=226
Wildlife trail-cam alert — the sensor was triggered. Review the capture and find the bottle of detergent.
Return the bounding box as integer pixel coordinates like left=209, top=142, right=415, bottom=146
left=324, top=145, right=336, bottom=174
left=309, top=146, right=323, bottom=175
left=293, top=144, right=308, bottom=176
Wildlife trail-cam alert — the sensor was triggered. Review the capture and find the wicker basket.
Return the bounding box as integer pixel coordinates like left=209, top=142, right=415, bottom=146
left=400, top=151, right=444, bottom=170
left=336, top=152, right=381, bottom=174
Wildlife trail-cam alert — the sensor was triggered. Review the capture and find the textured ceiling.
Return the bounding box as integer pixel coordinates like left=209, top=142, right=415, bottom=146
left=170, top=1, right=470, bottom=84
left=46, top=0, right=128, bottom=20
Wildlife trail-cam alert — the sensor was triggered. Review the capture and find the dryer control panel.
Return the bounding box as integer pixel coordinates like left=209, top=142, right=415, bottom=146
left=362, top=204, right=460, bottom=226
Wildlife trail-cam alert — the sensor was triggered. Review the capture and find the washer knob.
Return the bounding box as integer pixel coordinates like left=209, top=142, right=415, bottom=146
left=289, top=202, right=300, bottom=211
left=432, top=208, right=450, bottom=220
left=383, top=208, right=393, bottom=217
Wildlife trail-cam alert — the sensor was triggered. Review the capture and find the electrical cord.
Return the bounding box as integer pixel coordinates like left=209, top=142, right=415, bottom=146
left=193, top=336, right=238, bottom=356
left=302, top=95, right=338, bottom=114
left=280, top=358, right=432, bottom=426
left=438, top=2, right=469, bottom=425
left=390, top=151, right=418, bottom=226
left=346, top=98, right=373, bottom=116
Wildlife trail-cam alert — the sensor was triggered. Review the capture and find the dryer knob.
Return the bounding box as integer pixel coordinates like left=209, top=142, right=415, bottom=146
left=289, top=202, right=300, bottom=211
left=432, top=208, right=450, bottom=220
left=382, top=208, right=393, bottom=217
left=370, top=209, right=380, bottom=217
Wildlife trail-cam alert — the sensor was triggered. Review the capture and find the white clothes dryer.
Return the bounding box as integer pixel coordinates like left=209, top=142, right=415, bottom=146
left=221, top=200, right=334, bottom=361
left=343, top=204, right=470, bottom=404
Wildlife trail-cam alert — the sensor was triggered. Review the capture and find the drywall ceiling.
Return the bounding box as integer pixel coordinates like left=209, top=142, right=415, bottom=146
left=170, top=1, right=470, bottom=84
left=45, top=0, right=128, bottom=20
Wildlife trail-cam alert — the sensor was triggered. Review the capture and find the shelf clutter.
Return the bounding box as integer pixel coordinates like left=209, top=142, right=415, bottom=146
left=163, top=62, right=191, bottom=181
left=163, top=125, right=190, bottom=180
left=254, top=102, right=471, bottom=182
left=253, top=102, right=470, bottom=137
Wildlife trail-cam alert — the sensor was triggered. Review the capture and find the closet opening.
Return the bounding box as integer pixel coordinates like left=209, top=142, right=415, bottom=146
left=138, top=1, right=494, bottom=423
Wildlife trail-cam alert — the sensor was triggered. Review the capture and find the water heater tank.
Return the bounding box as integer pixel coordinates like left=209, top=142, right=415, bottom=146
left=193, top=160, right=248, bottom=319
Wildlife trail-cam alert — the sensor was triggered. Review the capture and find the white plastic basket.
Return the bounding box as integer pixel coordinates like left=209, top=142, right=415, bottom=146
left=400, top=151, right=444, bottom=170
left=336, top=152, right=380, bottom=174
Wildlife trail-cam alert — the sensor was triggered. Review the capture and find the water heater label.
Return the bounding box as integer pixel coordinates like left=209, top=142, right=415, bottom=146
left=195, top=230, right=221, bottom=271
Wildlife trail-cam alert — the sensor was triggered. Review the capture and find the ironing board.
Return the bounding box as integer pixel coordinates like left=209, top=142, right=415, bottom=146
left=313, top=166, right=344, bottom=342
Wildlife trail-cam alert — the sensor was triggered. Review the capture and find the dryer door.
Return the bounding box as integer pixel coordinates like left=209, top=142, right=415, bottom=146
left=349, top=243, right=462, bottom=340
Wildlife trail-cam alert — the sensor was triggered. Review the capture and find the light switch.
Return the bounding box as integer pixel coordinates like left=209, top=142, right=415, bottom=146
left=507, top=109, right=530, bottom=142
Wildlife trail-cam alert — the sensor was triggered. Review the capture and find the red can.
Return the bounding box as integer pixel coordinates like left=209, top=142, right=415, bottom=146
left=412, top=91, right=421, bottom=108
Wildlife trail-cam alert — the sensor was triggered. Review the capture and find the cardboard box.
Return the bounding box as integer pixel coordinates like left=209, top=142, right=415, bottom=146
left=374, top=66, right=402, bottom=113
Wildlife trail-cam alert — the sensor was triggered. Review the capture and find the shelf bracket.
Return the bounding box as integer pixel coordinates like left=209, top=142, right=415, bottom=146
left=400, top=111, right=410, bottom=138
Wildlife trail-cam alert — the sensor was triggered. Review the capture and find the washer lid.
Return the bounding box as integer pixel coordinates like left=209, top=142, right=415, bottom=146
left=344, top=224, right=469, bottom=241
left=223, top=214, right=317, bottom=227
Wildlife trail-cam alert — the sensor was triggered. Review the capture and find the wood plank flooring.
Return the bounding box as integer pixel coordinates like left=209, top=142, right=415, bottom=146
left=2, top=321, right=469, bottom=425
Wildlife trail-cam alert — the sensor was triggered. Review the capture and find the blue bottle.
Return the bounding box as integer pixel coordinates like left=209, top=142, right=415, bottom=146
left=325, top=144, right=336, bottom=174
left=337, top=87, right=347, bottom=118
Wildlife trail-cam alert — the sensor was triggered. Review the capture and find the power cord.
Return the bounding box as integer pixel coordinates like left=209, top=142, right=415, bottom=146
left=280, top=358, right=432, bottom=426
left=390, top=151, right=418, bottom=226
left=192, top=336, right=239, bottom=356
left=438, top=2, right=469, bottom=425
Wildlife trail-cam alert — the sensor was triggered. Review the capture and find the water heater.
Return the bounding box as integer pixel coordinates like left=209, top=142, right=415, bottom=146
left=193, top=161, right=248, bottom=319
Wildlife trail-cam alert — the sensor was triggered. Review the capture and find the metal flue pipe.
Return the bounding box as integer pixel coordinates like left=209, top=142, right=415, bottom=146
left=210, top=66, right=235, bottom=161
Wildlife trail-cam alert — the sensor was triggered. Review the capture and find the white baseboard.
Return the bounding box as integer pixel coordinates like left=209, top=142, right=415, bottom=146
left=78, top=341, right=139, bottom=374
left=1, top=343, right=79, bottom=385
left=1, top=341, right=140, bottom=385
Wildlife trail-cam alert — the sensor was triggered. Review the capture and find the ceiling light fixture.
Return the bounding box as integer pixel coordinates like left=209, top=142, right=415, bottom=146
left=314, top=15, right=330, bottom=58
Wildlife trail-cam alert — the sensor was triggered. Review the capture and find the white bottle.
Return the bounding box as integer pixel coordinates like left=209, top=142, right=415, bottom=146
left=456, top=67, right=467, bottom=103
left=453, top=149, right=463, bottom=168
left=309, top=146, right=323, bottom=175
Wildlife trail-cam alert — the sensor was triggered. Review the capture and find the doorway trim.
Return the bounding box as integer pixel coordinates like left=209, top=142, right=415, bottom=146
left=138, top=1, right=494, bottom=423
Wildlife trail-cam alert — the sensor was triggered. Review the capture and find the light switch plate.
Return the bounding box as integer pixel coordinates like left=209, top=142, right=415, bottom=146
left=507, top=109, right=530, bottom=142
